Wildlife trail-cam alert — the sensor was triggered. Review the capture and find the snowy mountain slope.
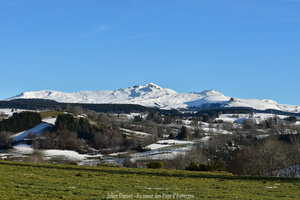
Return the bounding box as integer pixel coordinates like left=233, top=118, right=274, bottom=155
left=6, top=83, right=300, bottom=113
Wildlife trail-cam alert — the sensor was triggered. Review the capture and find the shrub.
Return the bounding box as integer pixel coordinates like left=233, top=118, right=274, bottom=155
left=198, top=164, right=208, bottom=171
left=148, top=161, right=163, bottom=169
left=97, top=162, right=119, bottom=167
left=186, top=161, right=199, bottom=171
left=208, top=160, right=226, bottom=171
left=0, top=132, right=11, bottom=147
left=26, top=132, right=36, bottom=139
left=285, top=116, right=297, bottom=123
left=186, top=160, right=226, bottom=172
left=123, top=156, right=136, bottom=168
left=177, top=126, right=189, bottom=140
left=69, top=161, right=78, bottom=165
left=27, top=150, right=44, bottom=163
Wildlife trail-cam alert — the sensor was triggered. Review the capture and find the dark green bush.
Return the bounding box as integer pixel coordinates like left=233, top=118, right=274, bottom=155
left=210, top=160, right=226, bottom=171
left=148, top=161, right=163, bottom=169
left=186, top=161, right=199, bottom=171
left=55, top=114, right=95, bottom=140
left=198, top=164, right=208, bottom=171
left=186, top=160, right=226, bottom=172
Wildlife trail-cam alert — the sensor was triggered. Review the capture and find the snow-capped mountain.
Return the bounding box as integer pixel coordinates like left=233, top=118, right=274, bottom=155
left=7, top=83, right=300, bottom=113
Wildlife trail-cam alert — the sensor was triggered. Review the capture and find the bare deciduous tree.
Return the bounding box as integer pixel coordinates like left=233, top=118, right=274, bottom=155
left=0, top=132, right=11, bottom=146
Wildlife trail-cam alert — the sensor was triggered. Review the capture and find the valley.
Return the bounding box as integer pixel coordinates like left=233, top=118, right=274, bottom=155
left=0, top=91, right=299, bottom=178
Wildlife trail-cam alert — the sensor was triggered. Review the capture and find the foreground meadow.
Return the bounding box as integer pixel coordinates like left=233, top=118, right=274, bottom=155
left=0, top=161, right=299, bottom=200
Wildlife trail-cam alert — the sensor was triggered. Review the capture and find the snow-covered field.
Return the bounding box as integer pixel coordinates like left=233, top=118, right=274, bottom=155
left=0, top=143, right=104, bottom=165
left=216, top=113, right=291, bottom=124
left=156, top=139, right=193, bottom=145
left=13, top=143, right=35, bottom=154
left=10, top=122, right=53, bottom=142
left=0, top=138, right=198, bottom=166
left=198, top=122, right=233, bottom=135
left=0, top=143, right=34, bottom=159
left=120, top=128, right=152, bottom=137
left=43, top=149, right=89, bottom=161
left=201, top=127, right=232, bottom=135
left=130, top=147, right=189, bottom=162
left=116, top=113, right=147, bottom=119
left=146, top=139, right=193, bottom=150
left=0, top=108, right=35, bottom=118
left=146, top=143, right=171, bottom=150
left=129, top=139, right=195, bottom=162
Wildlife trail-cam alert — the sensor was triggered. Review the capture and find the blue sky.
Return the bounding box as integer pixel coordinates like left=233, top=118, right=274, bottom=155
left=0, top=0, right=299, bottom=105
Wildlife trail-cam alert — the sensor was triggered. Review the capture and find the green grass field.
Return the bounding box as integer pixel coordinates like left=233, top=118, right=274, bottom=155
left=0, top=161, right=299, bottom=200
left=39, top=111, right=65, bottom=119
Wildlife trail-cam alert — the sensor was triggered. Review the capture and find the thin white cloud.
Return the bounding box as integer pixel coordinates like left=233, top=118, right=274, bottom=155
left=86, top=24, right=110, bottom=37
left=99, top=33, right=153, bottom=47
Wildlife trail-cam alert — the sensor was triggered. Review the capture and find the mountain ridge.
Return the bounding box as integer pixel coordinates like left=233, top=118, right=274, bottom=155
left=6, top=83, right=300, bottom=113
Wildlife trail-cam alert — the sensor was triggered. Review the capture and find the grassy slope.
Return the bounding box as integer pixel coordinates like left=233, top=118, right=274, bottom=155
left=0, top=161, right=299, bottom=200
left=39, top=111, right=65, bottom=119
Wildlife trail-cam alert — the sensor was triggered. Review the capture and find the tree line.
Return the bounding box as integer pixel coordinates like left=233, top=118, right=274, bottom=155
left=34, top=114, right=157, bottom=153
left=0, top=112, right=41, bottom=133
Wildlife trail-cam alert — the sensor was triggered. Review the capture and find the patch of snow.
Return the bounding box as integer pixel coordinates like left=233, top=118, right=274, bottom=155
left=42, top=118, right=56, bottom=125
left=201, top=127, right=232, bottom=135
left=0, top=143, right=35, bottom=159
left=13, top=143, right=34, bottom=154
left=108, top=152, right=127, bottom=156
left=216, top=113, right=293, bottom=126
left=11, top=122, right=53, bottom=142
left=117, top=113, right=146, bottom=119
left=145, top=139, right=193, bottom=151
left=199, top=136, right=211, bottom=143
left=133, top=148, right=189, bottom=161
left=120, top=128, right=152, bottom=136
left=256, top=134, right=270, bottom=139
left=42, top=149, right=88, bottom=161
left=182, top=119, right=192, bottom=125
left=146, top=143, right=171, bottom=150
left=130, top=140, right=194, bottom=162
left=0, top=109, right=35, bottom=118
left=156, top=139, right=193, bottom=145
